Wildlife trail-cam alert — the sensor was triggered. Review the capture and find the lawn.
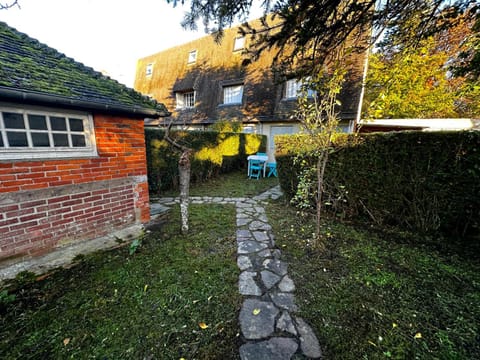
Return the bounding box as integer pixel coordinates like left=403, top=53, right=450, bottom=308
left=266, top=202, right=480, bottom=359
left=1, top=171, right=479, bottom=359
left=0, top=204, right=241, bottom=359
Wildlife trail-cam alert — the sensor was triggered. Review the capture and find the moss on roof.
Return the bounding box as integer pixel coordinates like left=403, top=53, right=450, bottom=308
left=0, top=22, right=168, bottom=117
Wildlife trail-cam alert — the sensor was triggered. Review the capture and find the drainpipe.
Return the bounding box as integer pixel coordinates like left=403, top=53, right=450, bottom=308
left=354, top=46, right=370, bottom=133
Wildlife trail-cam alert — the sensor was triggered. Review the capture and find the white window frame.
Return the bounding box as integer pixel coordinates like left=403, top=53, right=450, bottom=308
left=0, top=105, right=97, bottom=160
left=285, top=78, right=316, bottom=99
left=146, top=63, right=154, bottom=76
left=233, top=36, right=245, bottom=51
left=188, top=50, right=197, bottom=64
left=175, top=91, right=196, bottom=109
left=223, top=84, right=244, bottom=105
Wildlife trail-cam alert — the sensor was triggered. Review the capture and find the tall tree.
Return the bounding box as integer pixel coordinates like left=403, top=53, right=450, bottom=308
left=365, top=8, right=480, bottom=118
left=167, top=0, right=478, bottom=75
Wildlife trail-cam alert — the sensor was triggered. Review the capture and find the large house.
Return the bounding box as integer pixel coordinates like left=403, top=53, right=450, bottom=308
left=0, top=22, right=169, bottom=279
left=134, top=17, right=367, bottom=160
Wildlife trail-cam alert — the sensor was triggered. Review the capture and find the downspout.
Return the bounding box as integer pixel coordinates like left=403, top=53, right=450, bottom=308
left=354, top=46, right=370, bottom=133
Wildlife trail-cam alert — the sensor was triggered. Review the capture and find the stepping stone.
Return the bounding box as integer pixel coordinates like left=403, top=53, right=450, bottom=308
left=236, top=229, right=253, bottom=242
left=270, top=292, right=298, bottom=312
left=253, top=231, right=270, bottom=242
left=238, top=241, right=269, bottom=255
left=239, top=271, right=262, bottom=296
left=237, top=218, right=251, bottom=227
left=239, top=299, right=279, bottom=340
left=263, top=259, right=288, bottom=276
left=257, top=249, right=272, bottom=258
left=237, top=255, right=253, bottom=271
left=296, top=317, right=322, bottom=359
left=276, top=311, right=297, bottom=336
left=278, top=275, right=296, bottom=292
left=249, top=220, right=272, bottom=231
left=261, top=270, right=281, bottom=289
left=239, top=337, right=298, bottom=360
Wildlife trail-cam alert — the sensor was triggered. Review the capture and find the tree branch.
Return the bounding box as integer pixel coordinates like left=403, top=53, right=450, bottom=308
left=0, top=1, right=19, bottom=10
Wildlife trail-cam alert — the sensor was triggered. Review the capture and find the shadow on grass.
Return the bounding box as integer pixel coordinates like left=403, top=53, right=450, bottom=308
left=266, top=201, right=480, bottom=360
left=1, top=204, right=241, bottom=360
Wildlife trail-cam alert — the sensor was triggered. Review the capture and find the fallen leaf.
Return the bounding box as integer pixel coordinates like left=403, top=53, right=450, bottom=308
left=207, top=295, right=213, bottom=301
left=199, top=322, right=209, bottom=329
left=392, top=322, right=398, bottom=328
left=252, top=308, right=261, bottom=315
left=144, top=285, right=148, bottom=292
left=414, top=332, right=422, bottom=339
left=63, top=338, right=70, bottom=346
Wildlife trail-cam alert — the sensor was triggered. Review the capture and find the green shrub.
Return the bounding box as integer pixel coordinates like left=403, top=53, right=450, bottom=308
left=277, top=131, right=480, bottom=238
left=145, top=129, right=267, bottom=194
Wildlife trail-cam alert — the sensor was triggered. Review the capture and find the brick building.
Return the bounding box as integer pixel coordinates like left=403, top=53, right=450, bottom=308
left=0, top=22, right=169, bottom=279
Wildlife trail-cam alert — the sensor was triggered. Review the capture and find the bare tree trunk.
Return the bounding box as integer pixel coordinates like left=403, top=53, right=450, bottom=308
left=164, top=121, right=193, bottom=234
left=178, top=149, right=192, bottom=234
left=315, top=149, right=329, bottom=245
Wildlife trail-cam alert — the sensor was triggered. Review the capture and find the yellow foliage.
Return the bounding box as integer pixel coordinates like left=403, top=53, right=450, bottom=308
left=245, top=134, right=262, bottom=155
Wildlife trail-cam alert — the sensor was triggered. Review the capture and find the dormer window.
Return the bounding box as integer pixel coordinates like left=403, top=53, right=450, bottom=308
left=146, top=63, right=154, bottom=76
left=223, top=84, right=244, bottom=105
left=285, top=78, right=316, bottom=99
left=233, top=36, right=245, bottom=52
left=175, top=91, right=195, bottom=109
left=188, top=50, right=197, bottom=64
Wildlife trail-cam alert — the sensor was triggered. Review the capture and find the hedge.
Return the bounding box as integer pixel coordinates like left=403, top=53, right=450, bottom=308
left=145, top=128, right=267, bottom=194
left=276, top=131, right=480, bottom=238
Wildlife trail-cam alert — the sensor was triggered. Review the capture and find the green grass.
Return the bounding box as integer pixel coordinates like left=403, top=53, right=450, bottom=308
left=266, top=202, right=480, bottom=359
left=159, top=170, right=279, bottom=198
left=0, top=204, right=241, bottom=359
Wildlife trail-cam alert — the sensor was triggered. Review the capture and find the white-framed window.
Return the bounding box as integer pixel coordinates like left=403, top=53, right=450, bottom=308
left=233, top=36, right=245, bottom=51
left=146, top=63, right=154, bottom=76
left=188, top=50, right=197, bottom=64
left=285, top=78, right=317, bottom=99
left=175, top=91, right=195, bottom=109
left=0, top=106, right=97, bottom=160
left=223, top=84, right=244, bottom=105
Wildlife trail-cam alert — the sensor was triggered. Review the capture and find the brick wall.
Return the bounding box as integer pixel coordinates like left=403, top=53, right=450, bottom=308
left=0, top=114, right=150, bottom=265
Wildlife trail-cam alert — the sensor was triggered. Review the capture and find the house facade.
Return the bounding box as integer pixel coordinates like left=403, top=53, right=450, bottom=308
left=0, top=22, right=169, bottom=279
left=134, top=17, right=367, bottom=160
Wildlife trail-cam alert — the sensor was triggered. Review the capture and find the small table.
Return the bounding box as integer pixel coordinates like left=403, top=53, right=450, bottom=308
left=247, top=154, right=268, bottom=177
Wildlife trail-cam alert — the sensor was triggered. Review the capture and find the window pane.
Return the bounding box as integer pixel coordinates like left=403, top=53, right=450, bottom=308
left=3, top=112, right=25, bottom=129
left=51, top=116, right=67, bottom=130
left=184, top=92, right=195, bottom=108
left=53, top=133, right=69, bottom=147
left=28, top=114, right=48, bottom=130
left=71, top=134, right=86, bottom=147
left=0, top=135, right=4, bottom=147
left=31, top=132, right=50, bottom=147
left=69, top=118, right=84, bottom=131
left=234, top=36, right=245, bottom=51
left=7, top=132, right=28, bottom=146
left=188, top=50, right=197, bottom=63
left=224, top=85, right=243, bottom=104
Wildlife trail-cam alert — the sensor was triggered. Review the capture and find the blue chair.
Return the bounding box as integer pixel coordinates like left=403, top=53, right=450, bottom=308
left=256, top=152, right=267, bottom=157
left=248, top=159, right=264, bottom=179
left=267, top=163, right=277, bottom=177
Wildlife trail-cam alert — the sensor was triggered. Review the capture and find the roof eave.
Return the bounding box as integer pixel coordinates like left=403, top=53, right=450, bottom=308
left=0, top=86, right=171, bottom=118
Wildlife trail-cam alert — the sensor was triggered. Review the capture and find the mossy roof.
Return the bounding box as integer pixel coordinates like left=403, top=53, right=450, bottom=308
left=0, top=22, right=169, bottom=118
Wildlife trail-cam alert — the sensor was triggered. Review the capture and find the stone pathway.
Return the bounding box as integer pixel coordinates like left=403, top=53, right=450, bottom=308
left=154, top=185, right=321, bottom=359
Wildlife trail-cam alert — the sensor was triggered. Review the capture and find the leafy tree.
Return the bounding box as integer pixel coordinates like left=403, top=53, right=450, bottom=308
left=365, top=11, right=480, bottom=119
left=167, top=0, right=478, bottom=76
left=290, top=49, right=350, bottom=247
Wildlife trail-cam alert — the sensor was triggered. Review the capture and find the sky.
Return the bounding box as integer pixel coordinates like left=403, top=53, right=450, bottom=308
left=0, top=0, right=263, bottom=87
